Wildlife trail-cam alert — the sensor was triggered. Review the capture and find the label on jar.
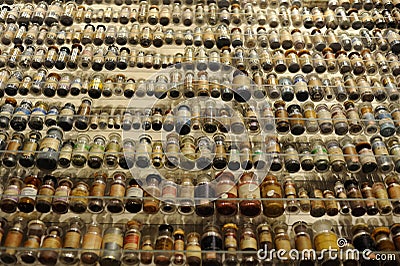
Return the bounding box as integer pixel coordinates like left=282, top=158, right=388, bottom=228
left=241, top=236, right=257, bottom=250
left=40, top=137, right=61, bottom=151
left=162, top=184, right=177, bottom=198
left=54, top=185, right=71, bottom=202
left=238, top=182, right=260, bottom=199
left=60, top=108, right=74, bottom=116
left=3, top=185, right=20, bottom=202
left=127, top=187, right=143, bottom=198
left=20, top=186, right=38, bottom=200
left=124, top=233, right=140, bottom=250
left=372, top=141, right=388, bottom=155
left=42, top=237, right=62, bottom=249
left=216, top=182, right=237, bottom=197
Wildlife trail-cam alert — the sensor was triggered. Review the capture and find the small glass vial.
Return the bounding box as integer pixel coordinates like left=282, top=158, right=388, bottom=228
left=282, top=135, right=301, bottom=173
left=384, top=173, right=400, bottom=215
left=143, top=174, right=161, bottom=214
left=274, top=100, right=290, bottom=133
left=238, top=172, right=262, bottom=217
left=18, top=172, right=41, bottom=213
left=0, top=173, right=24, bottom=213
left=87, top=172, right=107, bottom=213
left=315, top=104, right=333, bottom=134
left=100, top=227, right=124, bottom=266
left=81, top=223, right=103, bottom=265
left=201, top=225, right=223, bottom=266
left=302, top=102, right=319, bottom=133
left=292, top=222, right=314, bottom=266
left=18, top=220, right=46, bottom=264
left=359, top=176, right=379, bottom=216
left=38, top=226, right=63, bottom=266
left=36, top=126, right=64, bottom=171
left=371, top=174, right=392, bottom=215
left=261, top=174, right=284, bottom=218
left=52, top=175, right=73, bottom=214
left=60, top=217, right=85, bottom=265
left=355, top=136, right=377, bottom=173
left=186, top=232, right=201, bottom=266
left=2, top=132, right=24, bottom=168
left=375, top=105, right=396, bottom=137
left=344, top=174, right=367, bottom=217
left=195, top=174, right=215, bottom=217
left=310, top=136, right=330, bottom=172
left=122, top=220, right=142, bottom=265
left=178, top=176, right=195, bottom=215
left=154, top=224, right=174, bottom=266
left=0, top=217, right=25, bottom=265
left=273, top=222, right=291, bottom=263
left=106, top=172, right=126, bottom=213
left=125, top=178, right=143, bottom=214
left=215, top=171, right=238, bottom=216
left=35, top=174, right=57, bottom=213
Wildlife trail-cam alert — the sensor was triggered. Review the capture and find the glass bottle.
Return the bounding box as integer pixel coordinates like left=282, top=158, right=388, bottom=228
left=178, top=175, right=195, bottom=215
left=172, top=228, right=185, bottom=265
left=330, top=104, right=349, bottom=135
left=359, top=103, right=378, bottom=135
left=28, top=101, right=48, bottom=131
left=272, top=222, right=291, bottom=263
left=38, top=226, right=63, bottom=266
left=160, top=177, right=177, bottom=214
left=100, top=227, right=124, bottom=266
left=334, top=174, right=350, bottom=214
left=371, top=227, right=396, bottom=256
left=196, top=136, right=214, bottom=170
left=296, top=136, right=314, bottom=171
left=287, top=104, right=305, bottom=135
left=315, top=104, right=333, bottom=134
left=81, top=223, right=103, bottom=265
left=0, top=217, right=25, bottom=265
left=383, top=173, right=400, bottom=215
left=292, top=222, right=314, bottom=266
left=18, top=171, right=42, bottom=213
left=154, top=224, right=174, bottom=266
left=35, top=174, right=57, bottom=213
left=213, top=133, right=227, bottom=170
left=322, top=176, right=340, bottom=217
left=18, top=220, right=46, bottom=264
left=310, top=136, right=330, bottom=172
left=74, top=98, right=92, bottom=130
left=390, top=224, right=400, bottom=251
left=201, top=224, right=223, bottom=266
left=222, top=223, right=239, bottom=266
left=69, top=181, right=89, bottom=214
left=88, top=135, right=106, bottom=169
left=105, top=133, right=121, bottom=168
left=52, top=175, right=73, bottom=214
left=238, top=172, right=262, bottom=217
left=106, top=172, right=126, bottom=213
left=122, top=220, right=141, bottom=265
left=302, top=102, right=319, bottom=133
left=195, top=173, right=215, bottom=217
left=36, top=126, right=64, bottom=171
left=256, top=223, right=273, bottom=263
left=140, top=235, right=154, bottom=265
left=10, top=99, right=32, bottom=131
left=344, top=174, right=367, bottom=217
left=215, top=171, right=237, bottom=216
left=125, top=178, right=143, bottom=213
left=0, top=171, right=24, bottom=213
left=2, top=132, right=24, bottom=168
left=136, top=134, right=152, bottom=168
left=143, top=174, right=161, bottom=214
left=19, top=131, right=41, bottom=168
left=71, top=134, right=90, bottom=167
left=386, top=136, right=400, bottom=172
left=274, top=100, right=290, bottom=133
left=60, top=217, right=85, bottom=265
left=375, top=105, right=396, bottom=137
left=88, top=172, right=107, bottom=213
left=175, top=105, right=191, bottom=135
left=339, top=136, right=362, bottom=173
left=371, top=174, right=393, bottom=215
left=371, top=135, right=393, bottom=173
left=351, top=222, right=376, bottom=254
left=355, top=136, right=377, bottom=173
left=282, top=135, right=301, bottom=173
left=325, top=138, right=346, bottom=172
left=284, top=176, right=300, bottom=214
left=312, top=220, right=339, bottom=265
left=261, top=174, right=284, bottom=218
left=57, top=103, right=75, bottom=132
left=309, top=174, right=326, bottom=217
left=165, top=133, right=180, bottom=169
left=186, top=232, right=201, bottom=266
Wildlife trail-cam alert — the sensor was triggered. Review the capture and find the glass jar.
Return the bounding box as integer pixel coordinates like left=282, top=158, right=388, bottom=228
left=215, top=171, right=238, bottom=216
left=28, top=101, right=48, bottom=130
left=154, top=224, right=174, bottom=265
left=35, top=174, right=57, bottom=213
left=344, top=175, right=367, bottom=217
left=143, top=174, right=161, bottom=214
left=315, top=104, right=333, bottom=134
left=104, top=133, right=121, bottom=168
left=326, top=138, right=346, bottom=172
left=196, top=136, right=213, bottom=170
left=330, top=104, right=348, bottom=135
left=222, top=223, right=238, bottom=265
left=57, top=103, right=75, bottom=132
left=160, top=177, right=177, bottom=214
left=273, top=222, right=291, bottom=263
left=36, top=126, right=64, bottom=171
left=312, top=220, right=339, bottom=265
left=282, top=135, right=301, bottom=173
left=2, top=132, right=24, bottom=168
left=87, top=135, right=106, bottom=169
left=359, top=103, right=379, bottom=135
left=310, top=136, right=330, bottom=172
left=100, top=227, right=123, bottom=266
left=122, top=220, right=141, bottom=265
left=0, top=173, right=23, bottom=213
left=81, top=223, right=103, bottom=265
left=18, top=220, right=46, bottom=264
left=125, top=178, right=143, bottom=214
left=0, top=217, right=25, bottom=265
left=87, top=172, right=107, bottom=213
left=18, top=131, right=41, bottom=168
left=240, top=223, right=258, bottom=263
left=195, top=174, right=215, bottom=217
left=180, top=135, right=196, bottom=170
left=302, top=102, right=319, bottom=133
left=140, top=235, right=153, bottom=265
left=38, top=226, right=63, bottom=266
left=274, top=100, right=289, bottom=133
left=351, top=223, right=375, bottom=253
left=18, top=172, right=41, bottom=213
left=52, top=175, right=73, bottom=214
left=384, top=173, right=400, bottom=215
left=178, top=176, right=195, bottom=215
left=213, top=133, right=227, bottom=170
left=10, top=99, right=32, bottom=132
left=261, top=174, right=284, bottom=217
left=186, top=232, right=201, bottom=266
left=69, top=181, right=89, bottom=214
left=201, top=225, right=223, bottom=266
left=238, top=172, right=261, bottom=217
left=375, top=105, right=396, bottom=137
left=136, top=134, right=152, bottom=168
left=292, top=222, right=314, bottom=265
left=390, top=224, right=400, bottom=251
left=106, top=172, right=126, bottom=213
left=60, top=217, right=85, bottom=265
left=355, top=136, right=377, bottom=173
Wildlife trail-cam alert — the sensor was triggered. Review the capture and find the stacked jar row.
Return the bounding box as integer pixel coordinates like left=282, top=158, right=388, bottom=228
left=0, top=216, right=399, bottom=266
left=1, top=170, right=400, bottom=218
left=4, top=1, right=400, bottom=30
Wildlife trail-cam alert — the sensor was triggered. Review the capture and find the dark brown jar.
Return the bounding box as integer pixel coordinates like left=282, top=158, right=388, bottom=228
left=0, top=172, right=24, bottom=213
left=52, top=175, right=73, bottom=214
left=19, top=131, right=41, bottom=168
left=287, top=104, right=305, bottom=135
left=309, top=175, right=326, bottom=217
left=125, top=178, right=143, bottom=214
left=215, top=171, right=238, bottom=216
left=154, top=224, right=174, bottom=266
left=2, top=132, right=24, bottom=168
left=35, top=174, right=57, bottom=213
left=81, top=223, right=103, bottom=265
left=38, top=226, right=63, bottom=266
left=326, top=138, right=346, bottom=172
left=354, top=136, right=377, bottom=173
left=261, top=174, right=284, bottom=218
left=18, top=172, right=41, bottom=213
left=384, top=173, right=400, bottom=215
left=18, top=219, right=46, bottom=264
left=194, top=174, right=215, bottom=217
left=315, top=104, right=333, bottom=134
left=0, top=217, right=25, bottom=265
left=390, top=224, right=400, bottom=250
left=360, top=175, right=379, bottom=216
left=143, top=174, right=161, bottom=214
left=60, top=217, right=85, bottom=265
left=344, top=174, right=367, bottom=216
left=274, top=100, right=289, bottom=133
left=201, top=224, right=223, bottom=266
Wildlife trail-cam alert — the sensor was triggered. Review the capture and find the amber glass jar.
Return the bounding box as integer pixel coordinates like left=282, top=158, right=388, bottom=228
left=35, top=174, right=57, bottom=213
left=194, top=174, right=215, bottom=217
left=201, top=224, right=223, bottom=266
left=18, top=172, right=41, bottom=213
left=143, top=174, right=161, bottom=214
left=238, top=172, right=261, bottom=217
left=215, top=171, right=238, bottom=216
left=0, top=217, right=25, bottom=265
left=261, top=174, right=284, bottom=218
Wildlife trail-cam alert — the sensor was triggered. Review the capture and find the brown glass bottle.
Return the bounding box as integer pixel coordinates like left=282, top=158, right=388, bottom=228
left=309, top=175, right=326, bottom=217
left=0, top=171, right=24, bottom=213
left=52, top=175, right=73, bottom=214
left=238, top=172, right=261, bottom=217
left=195, top=173, right=215, bottom=217
left=384, top=173, right=400, bottom=215
left=186, top=232, right=201, bottom=266
left=18, top=172, right=42, bottom=213
left=38, top=226, right=63, bottom=266
left=60, top=217, right=85, bottom=265
left=261, top=174, right=285, bottom=218
left=81, top=223, right=103, bottom=265
left=88, top=172, right=107, bottom=213
left=344, top=174, right=367, bottom=217
left=140, top=235, right=154, bottom=265
left=125, top=178, right=143, bottom=213
left=106, top=171, right=126, bottom=213
left=201, top=224, right=223, bottom=266
left=18, top=220, right=46, bottom=264
left=292, top=222, right=314, bottom=266
left=35, top=174, right=57, bottom=213
left=0, top=217, right=25, bottom=265
left=215, top=171, right=238, bottom=216
left=143, top=174, right=161, bottom=214
left=69, top=181, right=90, bottom=214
